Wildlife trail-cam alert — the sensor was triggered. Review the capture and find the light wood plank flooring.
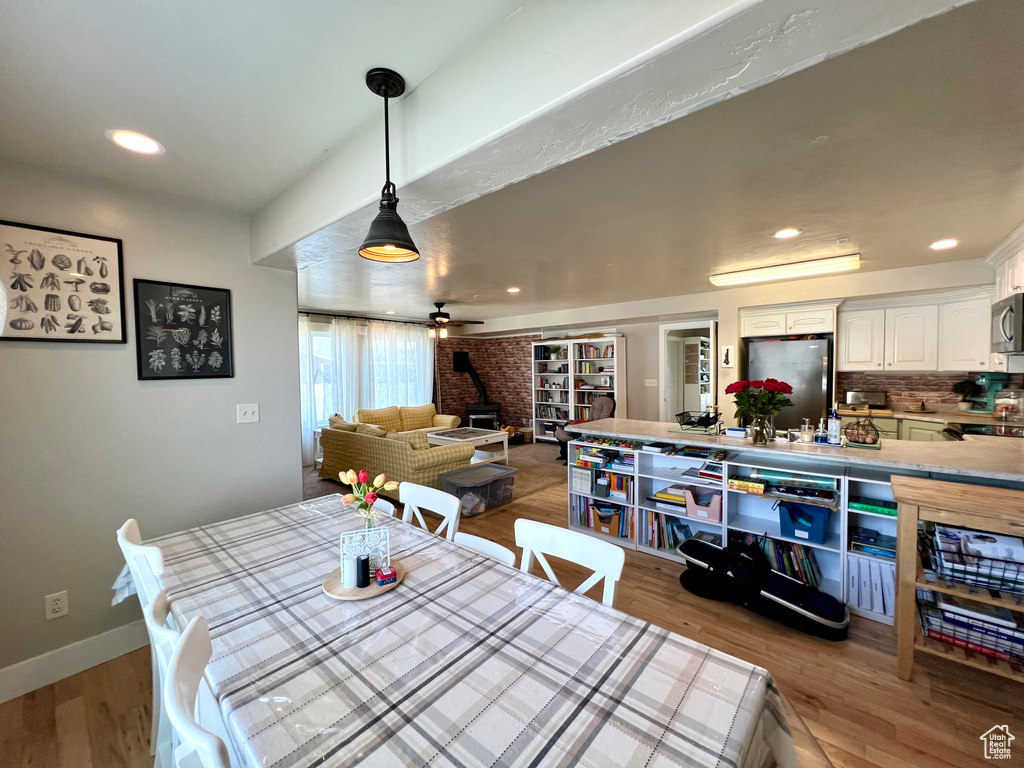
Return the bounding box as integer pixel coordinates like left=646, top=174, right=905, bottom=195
left=4, top=482, right=1021, bottom=767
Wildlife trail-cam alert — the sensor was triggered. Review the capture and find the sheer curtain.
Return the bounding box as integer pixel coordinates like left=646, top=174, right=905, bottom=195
left=298, top=315, right=434, bottom=465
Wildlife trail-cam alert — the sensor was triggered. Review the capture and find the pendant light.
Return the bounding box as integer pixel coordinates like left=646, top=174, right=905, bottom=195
left=359, top=68, right=420, bottom=263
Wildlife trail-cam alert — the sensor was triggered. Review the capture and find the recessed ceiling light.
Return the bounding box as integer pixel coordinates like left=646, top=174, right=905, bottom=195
left=709, top=254, right=861, bottom=286
left=507, top=287, right=520, bottom=293
left=105, top=129, right=165, bottom=155
left=773, top=228, right=801, bottom=239
left=385, top=310, right=395, bottom=315
left=929, top=238, right=958, bottom=250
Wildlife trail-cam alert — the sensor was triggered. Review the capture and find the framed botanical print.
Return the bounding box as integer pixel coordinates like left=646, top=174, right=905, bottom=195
left=133, top=279, right=233, bottom=379
left=1, top=220, right=126, bottom=342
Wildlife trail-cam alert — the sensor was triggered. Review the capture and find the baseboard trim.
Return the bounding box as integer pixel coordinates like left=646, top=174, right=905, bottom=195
left=0, top=620, right=149, bottom=703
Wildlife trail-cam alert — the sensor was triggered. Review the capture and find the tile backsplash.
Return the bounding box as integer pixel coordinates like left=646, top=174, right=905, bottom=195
left=836, top=372, right=1023, bottom=409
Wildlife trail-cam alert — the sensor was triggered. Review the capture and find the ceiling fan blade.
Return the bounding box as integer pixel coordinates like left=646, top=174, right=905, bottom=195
left=447, top=320, right=485, bottom=326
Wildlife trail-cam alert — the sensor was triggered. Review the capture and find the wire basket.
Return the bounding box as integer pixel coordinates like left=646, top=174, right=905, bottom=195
left=922, top=525, right=1024, bottom=598
left=917, top=590, right=1024, bottom=667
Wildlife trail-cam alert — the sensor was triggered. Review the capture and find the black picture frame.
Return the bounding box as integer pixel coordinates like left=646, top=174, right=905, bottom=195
left=133, top=279, right=234, bottom=379
left=0, top=219, right=126, bottom=343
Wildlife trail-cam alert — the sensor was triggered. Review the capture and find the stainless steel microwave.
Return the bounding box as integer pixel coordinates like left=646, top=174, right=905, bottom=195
left=993, top=293, right=1024, bottom=354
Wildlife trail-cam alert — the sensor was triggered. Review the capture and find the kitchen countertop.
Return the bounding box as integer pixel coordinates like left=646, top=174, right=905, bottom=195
left=840, top=407, right=1009, bottom=426
left=568, top=418, right=1024, bottom=484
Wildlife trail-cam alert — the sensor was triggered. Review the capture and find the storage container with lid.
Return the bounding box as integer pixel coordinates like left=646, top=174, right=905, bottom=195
left=994, top=387, right=1024, bottom=422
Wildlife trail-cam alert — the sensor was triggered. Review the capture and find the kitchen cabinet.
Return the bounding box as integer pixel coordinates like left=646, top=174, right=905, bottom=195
left=786, top=307, right=834, bottom=334
left=884, top=306, right=938, bottom=371
left=741, top=305, right=834, bottom=338
left=837, top=309, right=885, bottom=371
left=938, top=297, right=991, bottom=371
left=995, top=251, right=1024, bottom=302
left=899, top=419, right=947, bottom=441
left=741, top=312, right=787, bottom=337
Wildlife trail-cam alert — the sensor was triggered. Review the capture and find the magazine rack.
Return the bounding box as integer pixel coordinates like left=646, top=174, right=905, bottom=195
left=892, top=476, right=1024, bottom=682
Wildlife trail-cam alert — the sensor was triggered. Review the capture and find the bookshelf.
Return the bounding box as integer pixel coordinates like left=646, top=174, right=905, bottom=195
left=893, top=476, right=1024, bottom=683
left=532, top=336, right=626, bottom=442
left=683, top=336, right=712, bottom=412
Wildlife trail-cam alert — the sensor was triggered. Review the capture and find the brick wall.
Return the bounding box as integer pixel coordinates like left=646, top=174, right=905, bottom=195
left=836, top=372, right=1023, bottom=408
left=436, top=334, right=540, bottom=428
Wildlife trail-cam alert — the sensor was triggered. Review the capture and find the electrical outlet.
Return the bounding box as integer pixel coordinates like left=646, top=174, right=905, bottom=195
left=236, top=403, right=260, bottom=423
left=45, top=590, right=68, bottom=620
left=644, top=378, right=658, bottom=387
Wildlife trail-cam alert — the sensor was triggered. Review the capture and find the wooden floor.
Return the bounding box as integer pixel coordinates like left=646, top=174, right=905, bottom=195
left=4, top=483, right=1022, bottom=767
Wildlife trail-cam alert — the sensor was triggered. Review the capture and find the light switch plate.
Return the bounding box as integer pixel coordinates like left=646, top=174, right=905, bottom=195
left=237, top=404, right=260, bottom=423
left=644, top=379, right=658, bottom=387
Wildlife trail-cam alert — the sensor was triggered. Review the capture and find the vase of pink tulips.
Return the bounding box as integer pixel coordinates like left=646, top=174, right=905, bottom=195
left=341, top=469, right=399, bottom=529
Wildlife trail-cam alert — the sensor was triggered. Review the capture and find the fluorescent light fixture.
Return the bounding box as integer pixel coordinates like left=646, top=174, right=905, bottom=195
left=385, top=310, right=395, bottom=315
left=709, top=253, right=861, bottom=286
left=929, top=238, right=958, bottom=250
left=507, top=287, right=520, bottom=293
left=105, top=129, right=165, bottom=154
left=773, top=228, right=801, bottom=239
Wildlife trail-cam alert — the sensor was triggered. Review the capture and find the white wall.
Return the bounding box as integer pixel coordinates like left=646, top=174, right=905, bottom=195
left=0, top=160, right=302, bottom=675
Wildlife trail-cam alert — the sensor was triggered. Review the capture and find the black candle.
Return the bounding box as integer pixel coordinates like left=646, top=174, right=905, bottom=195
left=356, top=555, right=370, bottom=588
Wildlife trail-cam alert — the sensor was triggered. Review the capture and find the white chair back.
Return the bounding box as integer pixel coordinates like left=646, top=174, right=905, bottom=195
left=116, top=518, right=165, bottom=608
left=165, top=617, right=232, bottom=768
left=514, top=519, right=625, bottom=606
left=371, top=498, right=396, bottom=517
left=116, top=518, right=166, bottom=759
left=453, top=532, right=516, bottom=567
left=143, top=591, right=179, bottom=768
left=399, top=483, right=461, bottom=541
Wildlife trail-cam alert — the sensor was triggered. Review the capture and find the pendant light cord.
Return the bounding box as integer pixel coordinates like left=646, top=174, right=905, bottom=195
left=380, top=91, right=396, bottom=202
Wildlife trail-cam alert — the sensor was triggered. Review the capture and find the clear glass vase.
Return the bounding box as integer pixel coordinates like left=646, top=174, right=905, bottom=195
left=749, top=414, right=775, bottom=445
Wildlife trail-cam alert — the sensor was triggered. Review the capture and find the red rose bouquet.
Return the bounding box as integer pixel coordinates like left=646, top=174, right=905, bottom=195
left=725, top=378, right=794, bottom=444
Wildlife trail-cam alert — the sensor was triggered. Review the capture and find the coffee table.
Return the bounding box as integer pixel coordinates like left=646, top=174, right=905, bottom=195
left=427, top=427, right=509, bottom=465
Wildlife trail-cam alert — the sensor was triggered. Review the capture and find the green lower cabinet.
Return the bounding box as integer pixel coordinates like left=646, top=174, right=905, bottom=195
left=899, top=419, right=947, bottom=441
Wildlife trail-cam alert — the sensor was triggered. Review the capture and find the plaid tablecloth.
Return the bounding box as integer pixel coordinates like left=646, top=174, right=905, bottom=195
left=151, top=494, right=798, bottom=768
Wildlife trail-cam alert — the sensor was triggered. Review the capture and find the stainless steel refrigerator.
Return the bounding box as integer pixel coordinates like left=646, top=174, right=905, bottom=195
left=745, top=338, right=833, bottom=431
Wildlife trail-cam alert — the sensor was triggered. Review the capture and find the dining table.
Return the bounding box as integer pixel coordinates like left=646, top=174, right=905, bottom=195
left=144, top=494, right=803, bottom=767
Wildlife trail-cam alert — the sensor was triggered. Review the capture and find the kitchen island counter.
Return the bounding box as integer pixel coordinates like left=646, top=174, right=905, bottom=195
left=569, top=418, right=1024, bottom=485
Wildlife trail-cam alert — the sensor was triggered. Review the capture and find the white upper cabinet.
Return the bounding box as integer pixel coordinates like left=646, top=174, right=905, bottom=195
left=786, top=307, right=835, bottom=334
left=837, top=309, right=885, bottom=371
left=884, top=306, right=938, bottom=370
left=741, top=312, right=787, bottom=337
left=995, top=251, right=1024, bottom=302
left=938, top=297, right=991, bottom=371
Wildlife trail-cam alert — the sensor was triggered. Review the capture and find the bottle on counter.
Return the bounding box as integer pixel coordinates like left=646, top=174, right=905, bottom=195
left=800, top=417, right=815, bottom=443
left=815, top=418, right=828, bottom=443
left=827, top=404, right=842, bottom=446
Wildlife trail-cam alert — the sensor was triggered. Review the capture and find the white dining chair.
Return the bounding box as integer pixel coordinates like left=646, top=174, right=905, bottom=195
left=371, top=498, right=396, bottom=517
left=399, top=482, right=461, bottom=541
left=514, top=519, right=625, bottom=606
left=117, top=518, right=166, bottom=758
left=143, top=591, right=180, bottom=768
left=165, top=616, right=234, bottom=768
left=453, top=532, right=516, bottom=567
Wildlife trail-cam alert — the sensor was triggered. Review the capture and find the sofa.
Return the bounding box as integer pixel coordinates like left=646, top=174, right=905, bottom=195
left=318, top=405, right=471, bottom=496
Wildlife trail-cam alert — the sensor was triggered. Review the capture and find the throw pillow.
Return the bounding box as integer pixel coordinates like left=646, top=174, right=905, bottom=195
left=386, top=430, right=429, bottom=450
left=399, top=404, right=436, bottom=430
left=328, top=414, right=357, bottom=431
left=355, top=423, right=388, bottom=438
left=356, top=406, right=402, bottom=433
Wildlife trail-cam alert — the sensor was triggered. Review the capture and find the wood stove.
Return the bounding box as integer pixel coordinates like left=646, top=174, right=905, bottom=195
left=453, top=351, right=502, bottom=431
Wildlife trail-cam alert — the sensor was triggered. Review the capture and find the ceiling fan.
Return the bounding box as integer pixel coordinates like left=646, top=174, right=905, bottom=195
left=427, top=302, right=483, bottom=338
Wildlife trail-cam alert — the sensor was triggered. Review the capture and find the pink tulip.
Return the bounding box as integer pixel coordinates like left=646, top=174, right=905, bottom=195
left=358, top=469, right=369, bottom=484
left=364, top=492, right=378, bottom=505
left=383, top=481, right=399, bottom=491
left=341, top=494, right=357, bottom=505
left=346, top=469, right=358, bottom=485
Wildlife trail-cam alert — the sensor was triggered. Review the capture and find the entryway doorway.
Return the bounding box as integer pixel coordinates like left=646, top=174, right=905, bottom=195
left=659, top=320, right=718, bottom=422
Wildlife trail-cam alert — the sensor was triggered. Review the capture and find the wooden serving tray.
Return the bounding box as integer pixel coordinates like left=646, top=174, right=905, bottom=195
left=323, top=561, right=405, bottom=600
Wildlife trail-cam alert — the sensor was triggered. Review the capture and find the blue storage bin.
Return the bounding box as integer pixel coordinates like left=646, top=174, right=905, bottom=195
left=778, top=502, right=831, bottom=545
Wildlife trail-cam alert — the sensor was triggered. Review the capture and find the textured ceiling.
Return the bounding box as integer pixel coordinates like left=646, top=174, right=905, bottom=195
left=0, top=0, right=522, bottom=212
left=295, top=0, right=1023, bottom=327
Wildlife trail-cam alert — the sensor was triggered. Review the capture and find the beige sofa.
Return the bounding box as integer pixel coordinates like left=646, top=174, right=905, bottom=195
left=318, top=405, right=470, bottom=496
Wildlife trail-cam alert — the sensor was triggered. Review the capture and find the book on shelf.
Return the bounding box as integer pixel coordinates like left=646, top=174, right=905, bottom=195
left=652, top=484, right=689, bottom=503
left=934, top=525, right=1024, bottom=590
left=730, top=531, right=822, bottom=587
left=641, top=442, right=674, bottom=453
left=677, top=446, right=726, bottom=461
left=848, top=496, right=898, bottom=516
left=850, top=527, right=896, bottom=557
left=728, top=477, right=765, bottom=494
left=935, top=593, right=1019, bottom=629
left=749, top=468, right=837, bottom=491
left=698, top=462, right=724, bottom=481
left=692, top=530, right=722, bottom=547
left=851, top=543, right=896, bottom=560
